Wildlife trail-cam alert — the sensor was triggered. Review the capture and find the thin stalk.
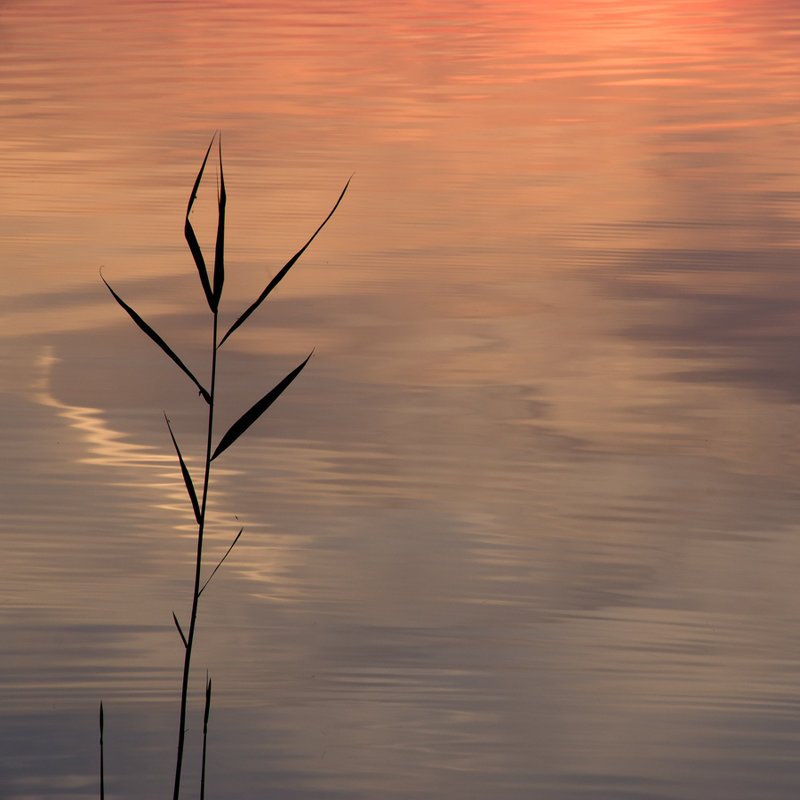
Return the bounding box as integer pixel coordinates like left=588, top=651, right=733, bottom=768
left=99, top=702, right=104, bottom=800
left=200, top=673, right=212, bottom=800
left=172, top=310, right=219, bottom=800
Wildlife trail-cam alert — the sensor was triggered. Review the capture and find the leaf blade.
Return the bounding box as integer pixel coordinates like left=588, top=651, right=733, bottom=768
left=186, top=135, right=217, bottom=311
left=101, top=275, right=211, bottom=403
left=211, top=353, right=312, bottom=460
left=172, top=612, right=188, bottom=648
left=219, top=178, right=351, bottom=347
left=212, top=140, right=226, bottom=307
left=198, top=527, right=243, bottom=597
left=204, top=674, right=212, bottom=727
left=164, top=414, right=202, bottom=524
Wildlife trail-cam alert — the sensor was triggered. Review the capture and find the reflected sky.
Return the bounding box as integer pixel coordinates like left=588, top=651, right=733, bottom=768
left=4, top=1, right=800, bottom=799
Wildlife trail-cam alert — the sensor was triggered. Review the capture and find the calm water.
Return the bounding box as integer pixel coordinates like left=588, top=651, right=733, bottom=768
left=3, top=1, right=800, bottom=797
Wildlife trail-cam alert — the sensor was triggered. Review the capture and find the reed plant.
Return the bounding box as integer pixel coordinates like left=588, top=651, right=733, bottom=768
left=99, top=134, right=348, bottom=799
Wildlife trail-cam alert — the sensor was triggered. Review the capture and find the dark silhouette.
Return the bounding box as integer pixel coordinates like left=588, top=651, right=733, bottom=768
left=100, top=134, right=348, bottom=799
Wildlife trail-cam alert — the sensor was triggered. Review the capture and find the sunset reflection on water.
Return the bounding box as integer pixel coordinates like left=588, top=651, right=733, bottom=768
left=3, top=1, right=800, bottom=798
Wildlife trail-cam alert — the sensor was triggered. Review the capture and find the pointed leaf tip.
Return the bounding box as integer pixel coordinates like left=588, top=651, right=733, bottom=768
left=218, top=178, right=350, bottom=348
left=211, top=353, right=312, bottom=460
left=172, top=611, right=188, bottom=648
left=187, top=135, right=216, bottom=214
left=101, top=276, right=211, bottom=404
left=212, top=139, right=226, bottom=307
left=204, top=674, right=212, bottom=726
left=199, top=527, right=243, bottom=596
left=186, top=136, right=218, bottom=311
left=165, top=414, right=202, bottom=524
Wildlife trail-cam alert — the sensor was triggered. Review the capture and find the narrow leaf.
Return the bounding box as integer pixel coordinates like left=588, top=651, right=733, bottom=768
left=99, top=702, right=104, bottom=735
left=204, top=674, right=212, bottom=728
left=186, top=136, right=217, bottom=311
left=211, top=353, right=312, bottom=460
left=164, top=414, right=202, bottom=524
left=172, top=611, right=188, bottom=648
left=199, top=527, right=243, bottom=597
left=212, top=140, right=226, bottom=307
left=101, top=275, right=211, bottom=404
left=219, top=178, right=351, bottom=347
left=200, top=673, right=211, bottom=800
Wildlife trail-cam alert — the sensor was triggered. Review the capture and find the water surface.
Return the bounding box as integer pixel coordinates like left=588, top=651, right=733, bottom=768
left=3, top=2, right=800, bottom=798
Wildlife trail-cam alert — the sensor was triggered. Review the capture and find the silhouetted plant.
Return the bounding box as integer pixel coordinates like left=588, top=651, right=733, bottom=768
left=100, top=134, right=348, bottom=799
left=99, top=702, right=104, bottom=800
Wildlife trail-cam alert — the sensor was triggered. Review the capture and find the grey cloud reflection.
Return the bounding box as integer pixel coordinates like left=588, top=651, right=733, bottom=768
left=601, top=246, right=800, bottom=404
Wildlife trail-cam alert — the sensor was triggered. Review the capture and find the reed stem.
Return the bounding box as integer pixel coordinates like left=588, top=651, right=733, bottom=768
left=99, top=702, right=104, bottom=800
left=172, top=311, right=218, bottom=800
left=103, top=136, right=347, bottom=799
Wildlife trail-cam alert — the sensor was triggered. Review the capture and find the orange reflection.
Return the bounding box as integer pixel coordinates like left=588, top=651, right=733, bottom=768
left=3, top=0, right=800, bottom=463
